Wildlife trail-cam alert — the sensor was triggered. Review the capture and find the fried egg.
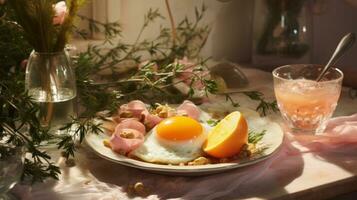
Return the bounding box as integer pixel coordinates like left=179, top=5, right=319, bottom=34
left=130, top=116, right=211, bottom=164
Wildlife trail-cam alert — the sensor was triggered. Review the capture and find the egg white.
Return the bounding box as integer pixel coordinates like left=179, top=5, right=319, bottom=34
left=130, top=123, right=211, bottom=164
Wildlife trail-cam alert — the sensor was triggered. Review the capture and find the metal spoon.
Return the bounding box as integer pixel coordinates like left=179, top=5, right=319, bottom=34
left=316, top=33, right=356, bottom=82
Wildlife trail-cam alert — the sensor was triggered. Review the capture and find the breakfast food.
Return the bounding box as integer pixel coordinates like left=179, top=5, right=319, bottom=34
left=107, top=100, right=205, bottom=155
left=109, top=118, right=146, bottom=154
left=203, top=111, right=248, bottom=158
left=131, top=116, right=210, bottom=164
left=103, top=100, right=256, bottom=166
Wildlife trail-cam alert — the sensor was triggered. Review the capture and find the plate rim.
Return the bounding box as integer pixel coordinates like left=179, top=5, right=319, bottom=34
left=84, top=107, right=284, bottom=174
left=86, top=136, right=283, bottom=173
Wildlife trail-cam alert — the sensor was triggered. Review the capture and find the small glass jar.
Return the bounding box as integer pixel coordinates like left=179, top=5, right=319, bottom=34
left=252, top=0, right=313, bottom=66
left=25, top=51, right=77, bottom=134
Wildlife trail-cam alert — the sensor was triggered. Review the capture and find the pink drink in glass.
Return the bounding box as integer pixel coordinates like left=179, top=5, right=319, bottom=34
left=273, top=65, right=343, bottom=134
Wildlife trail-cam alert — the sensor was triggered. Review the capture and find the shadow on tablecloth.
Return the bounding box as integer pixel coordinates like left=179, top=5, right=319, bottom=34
left=75, top=135, right=304, bottom=200
left=292, top=114, right=357, bottom=179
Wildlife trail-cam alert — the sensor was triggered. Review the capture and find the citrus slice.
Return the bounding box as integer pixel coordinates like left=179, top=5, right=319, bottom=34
left=203, top=111, right=248, bottom=158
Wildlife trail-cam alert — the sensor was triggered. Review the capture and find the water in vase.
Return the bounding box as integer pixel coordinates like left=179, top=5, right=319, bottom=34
left=29, top=87, right=77, bottom=134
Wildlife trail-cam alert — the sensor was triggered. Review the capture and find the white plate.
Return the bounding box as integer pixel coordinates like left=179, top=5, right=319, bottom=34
left=85, top=104, right=284, bottom=176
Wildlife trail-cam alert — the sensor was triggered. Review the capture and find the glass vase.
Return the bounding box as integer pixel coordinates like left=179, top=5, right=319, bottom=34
left=25, top=51, right=77, bottom=135
left=252, top=0, right=312, bottom=67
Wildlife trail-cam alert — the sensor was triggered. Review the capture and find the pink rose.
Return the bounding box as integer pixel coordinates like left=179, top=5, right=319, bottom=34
left=20, top=59, right=28, bottom=70
left=175, top=57, right=208, bottom=89
left=53, top=1, right=67, bottom=25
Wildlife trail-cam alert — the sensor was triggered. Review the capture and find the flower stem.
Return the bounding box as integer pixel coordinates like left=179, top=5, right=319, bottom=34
left=165, top=0, right=177, bottom=44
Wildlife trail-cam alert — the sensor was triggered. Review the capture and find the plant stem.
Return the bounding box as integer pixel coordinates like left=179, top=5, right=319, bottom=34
left=165, top=0, right=177, bottom=44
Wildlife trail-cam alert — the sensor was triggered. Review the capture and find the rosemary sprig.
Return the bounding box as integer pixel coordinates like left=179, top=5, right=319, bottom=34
left=224, top=91, right=278, bottom=116
left=206, top=119, right=220, bottom=127
left=248, top=129, right=266, bottom=145
left=243, top=91, right=278, bottom=116
left=58, top=117, right=103, bottom=158
left=247, top=129, right=268, bottom=157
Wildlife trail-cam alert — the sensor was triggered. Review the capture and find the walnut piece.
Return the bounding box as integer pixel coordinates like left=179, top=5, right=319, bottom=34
left=188, top=157, right=211, bottom=166
left=119, top=130, right=135, bottom=139
left=238, top=143, right=252, bottom=158
left=103, top=139, right=111, bottom=148
left=119, top=111, right=133, bottom=118
left=126, top=182, right=150, bottom=197
left=153, top=104, right=175, bottom=118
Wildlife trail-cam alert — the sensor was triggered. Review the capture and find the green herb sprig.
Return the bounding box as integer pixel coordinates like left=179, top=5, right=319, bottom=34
left=248, top=129, right=267, bottom=145
left=1, top=1, right=278, bottom=183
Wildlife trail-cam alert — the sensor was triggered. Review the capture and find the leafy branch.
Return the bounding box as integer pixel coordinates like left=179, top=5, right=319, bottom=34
left=1, top=1, right=278, bottom=183
left=224, top=91, right=278, bottom=116
left=0, top=80, right=60, bottom=182
left=242, top=91, right=278, bottom=116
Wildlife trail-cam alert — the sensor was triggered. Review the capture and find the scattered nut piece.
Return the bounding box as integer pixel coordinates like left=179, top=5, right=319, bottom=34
left=103, top=139, right=111, bottom=148
left=119, top=111, right=133, bottom=118
left=134, top=182, right=147, bottom=195
left=247, top=144, right=256, bottom=153
left=154, top=104, right=175, bottom=118
left=158, top=110, right=168, bottom=118
left=238, top=145, right=252, bottom=158
left=241, top=143, right=249, bottom=151
left=126, top=182, right=150, bottom=197
left=188, top=157, right=211, bottom=166
left=119, top=130, right=135, bottom=139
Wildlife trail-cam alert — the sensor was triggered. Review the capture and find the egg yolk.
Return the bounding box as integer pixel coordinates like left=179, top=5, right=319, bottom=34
left=156, top=116, right=203, bottom=141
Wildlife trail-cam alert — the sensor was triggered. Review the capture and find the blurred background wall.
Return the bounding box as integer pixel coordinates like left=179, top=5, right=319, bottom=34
left=78, top=0, right=357, bottom=69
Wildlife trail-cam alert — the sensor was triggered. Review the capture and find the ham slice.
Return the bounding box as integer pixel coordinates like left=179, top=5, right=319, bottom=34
left=141, top=110, right=163, bottom=129
left=176, top=100, right=201, bottom=120
left=117, top=100, right=164, bottom=130
left=116, top=100, right=201, bottom=131
left=118, top=100, right=147, bottom=119
left=109, top=118, right=147, bottom=154
left=109, top=128, right=144, bottom=154
left=114, top=118, right=146, bottom=135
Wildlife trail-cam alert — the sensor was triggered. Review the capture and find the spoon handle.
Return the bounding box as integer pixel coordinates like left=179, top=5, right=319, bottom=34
left=316, top=33, right=356, bottom=82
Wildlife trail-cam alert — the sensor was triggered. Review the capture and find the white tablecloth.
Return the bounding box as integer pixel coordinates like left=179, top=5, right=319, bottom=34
left=12, top=67, right=357, bottom=200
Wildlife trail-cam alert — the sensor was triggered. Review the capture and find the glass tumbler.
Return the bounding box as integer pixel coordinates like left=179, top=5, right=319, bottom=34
left=273, top=64, right=343, bottom=134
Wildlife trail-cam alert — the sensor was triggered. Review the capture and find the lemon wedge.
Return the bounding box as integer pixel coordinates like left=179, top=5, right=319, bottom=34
left=203, top=111, right=248, bottom=158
